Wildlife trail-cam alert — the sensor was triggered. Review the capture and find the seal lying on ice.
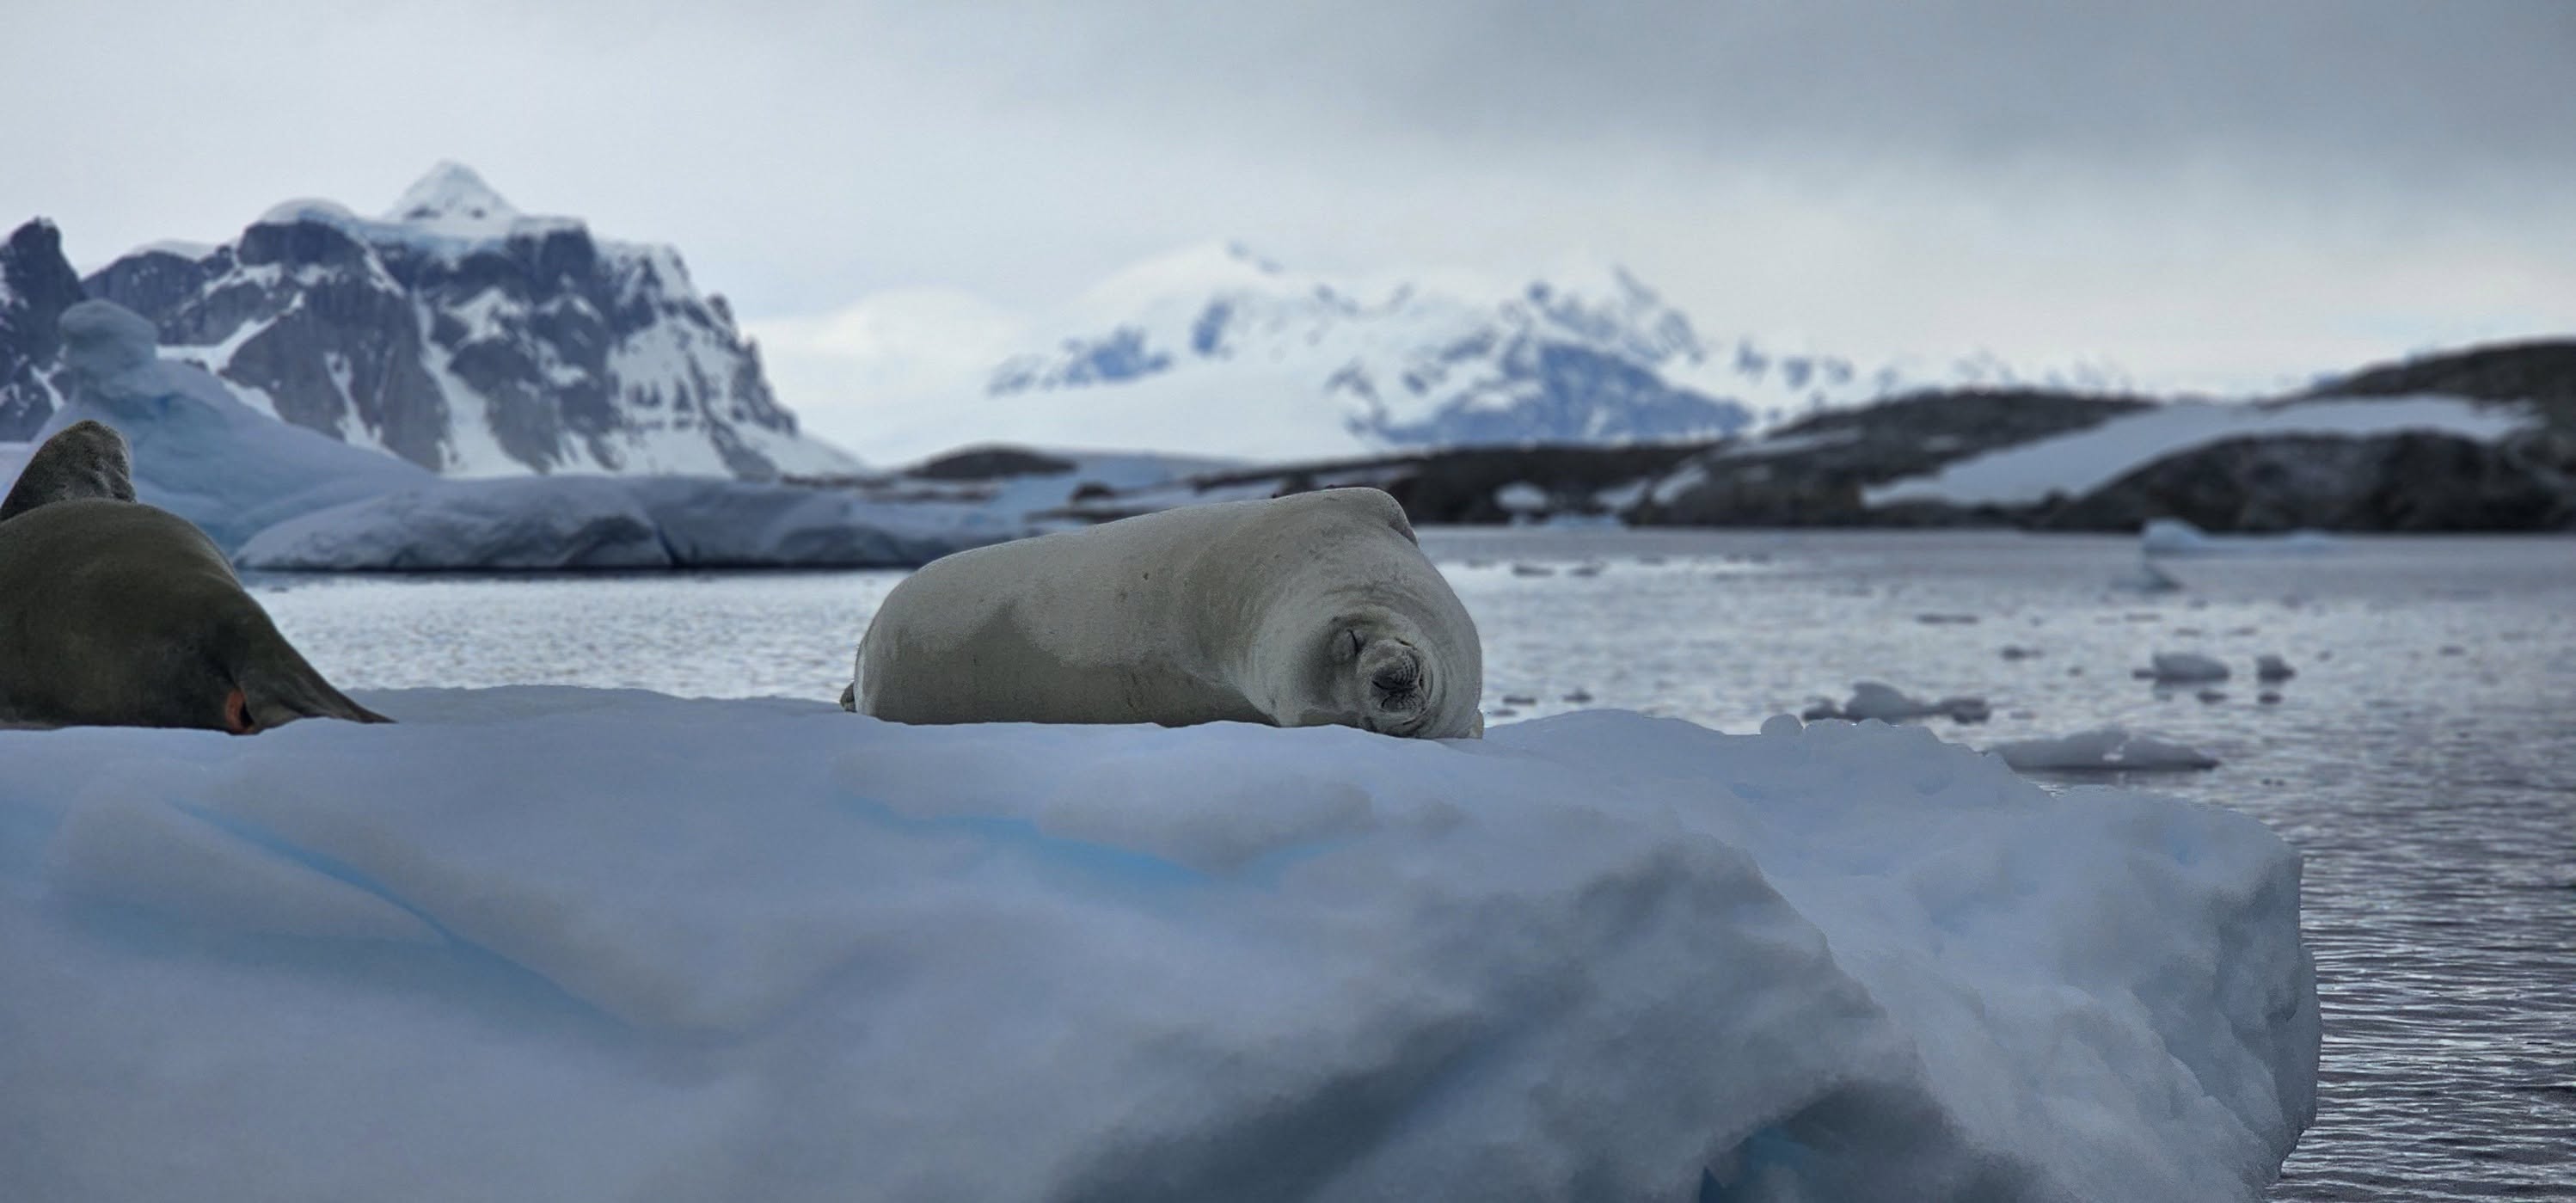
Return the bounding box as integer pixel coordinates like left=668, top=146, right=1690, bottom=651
left=847, top=487, right=1483, bottom=738
left=0, top=420, right=389, bottom=733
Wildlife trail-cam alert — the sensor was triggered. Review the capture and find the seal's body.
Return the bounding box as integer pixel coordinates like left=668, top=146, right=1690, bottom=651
left=850, top=488, right=1482, bottom=739
left=0, top=422, right=386, bottom=733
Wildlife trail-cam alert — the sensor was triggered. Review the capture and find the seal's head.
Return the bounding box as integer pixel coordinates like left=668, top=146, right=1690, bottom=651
left=2, top=420, right=135, bottom=524
left=1305, top=620, right=1479, bottom=739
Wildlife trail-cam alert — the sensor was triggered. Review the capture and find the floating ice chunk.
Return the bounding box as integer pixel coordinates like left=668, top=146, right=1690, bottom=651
left=2147, top=652, right=2231, bottom=684
left=1991, top=727, right=2221, bottom=772
left=2141, top=519, right=2341, bottom=558
left=2112, top=557, right=2183, bottom=593
left=2256, top=655, right=2296, bottom=683
left=1493, top=482, right=1549, bottom=514
left=1823, top=681, right=1991, bottom=724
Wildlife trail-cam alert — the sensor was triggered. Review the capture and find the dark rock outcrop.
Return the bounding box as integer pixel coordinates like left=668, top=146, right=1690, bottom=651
left=2034, top=433, right=2575, bottom=532
left=908, top=445, right=1081, bottom=481
left=2308, top=339, right=2576, bottom=424
left=0, top=219, right=89, bottom=439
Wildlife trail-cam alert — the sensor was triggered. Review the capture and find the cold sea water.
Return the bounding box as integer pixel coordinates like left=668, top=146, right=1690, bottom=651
left=251, top=528, right=2575, bottom=1200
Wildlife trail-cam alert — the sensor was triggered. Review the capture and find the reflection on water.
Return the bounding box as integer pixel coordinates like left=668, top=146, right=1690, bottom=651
left=252, top=529, right=2576, bottom=1199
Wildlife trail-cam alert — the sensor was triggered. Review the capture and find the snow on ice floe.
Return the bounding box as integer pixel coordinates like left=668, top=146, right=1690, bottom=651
left=1864, top=395, right=2534, bottom=508
left=1990, top=727, right=2222, bottom=773
left=0, top=691, right=2315, bottom=1201
left=2111, top=556, right=2183, bottom=594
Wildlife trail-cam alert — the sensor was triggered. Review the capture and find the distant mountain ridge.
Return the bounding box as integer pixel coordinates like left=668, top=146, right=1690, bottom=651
left=960, top=242, right=2129, bottom=460
left=71, top=163, right=855, bottom=478
left=2306, top=338, right=2576, bottom=427
left=0, top=220, right=85, bottom=440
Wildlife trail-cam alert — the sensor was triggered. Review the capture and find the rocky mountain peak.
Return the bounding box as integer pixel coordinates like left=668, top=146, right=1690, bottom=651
left=383, top=161, right=521, bottom=228
left=1, top=218, right=90, bottom=439
left=77, top=169, right=856, bottom=478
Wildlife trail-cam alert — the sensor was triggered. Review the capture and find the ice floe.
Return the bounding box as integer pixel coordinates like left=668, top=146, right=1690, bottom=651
left=1990, top=727, right=2223, bottom=772
left=0, top=690, right=2315, bottom=1200
left=2143, top=652, right=2231, bottom=684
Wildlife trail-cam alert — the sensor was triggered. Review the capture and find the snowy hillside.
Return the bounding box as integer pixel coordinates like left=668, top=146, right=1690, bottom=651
left=910, top=242, right=2127, bottom=462
left=80, top=164, right=856, bottom=479
left=1864, top=396, right=2538, bottom=508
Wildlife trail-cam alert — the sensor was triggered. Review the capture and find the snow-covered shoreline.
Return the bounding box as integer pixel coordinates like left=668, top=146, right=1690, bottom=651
left=0, top=690, right=2317, bottom=1200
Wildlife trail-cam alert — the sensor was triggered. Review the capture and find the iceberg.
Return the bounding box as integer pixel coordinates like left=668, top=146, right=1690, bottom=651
left=0, top=693, right=2315, bottom=1200
left=2141, top=519, right=2341, bottom=557
left=16, top=302, right=1030, bottom=571
left=42, top=300, right=429, bottom=552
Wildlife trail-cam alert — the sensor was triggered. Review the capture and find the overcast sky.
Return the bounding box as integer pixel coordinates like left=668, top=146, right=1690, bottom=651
left=6, top=0, right=2572, bottom=453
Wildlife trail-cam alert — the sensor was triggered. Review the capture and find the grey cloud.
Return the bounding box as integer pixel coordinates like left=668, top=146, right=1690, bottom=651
left=862, top=0, right=2576, bottom=181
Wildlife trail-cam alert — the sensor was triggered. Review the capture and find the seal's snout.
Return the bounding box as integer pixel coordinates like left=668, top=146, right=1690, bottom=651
left=1360, top=642, right=1426, bottom=717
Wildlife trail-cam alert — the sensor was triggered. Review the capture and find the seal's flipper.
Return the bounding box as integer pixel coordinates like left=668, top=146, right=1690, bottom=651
left=228, top=624, right=393, bottom=733
left=2, top=420, right=136, bottom=524
left=232, top=662, right=393, bottom=732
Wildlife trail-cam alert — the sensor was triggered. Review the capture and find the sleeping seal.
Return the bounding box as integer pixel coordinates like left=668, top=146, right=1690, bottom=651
left=0, top=420, right=388, bottom=733
left=848, top=487, right=1483, bottom=738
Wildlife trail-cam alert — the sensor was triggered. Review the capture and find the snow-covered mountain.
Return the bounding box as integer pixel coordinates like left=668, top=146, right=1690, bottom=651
left=944, top=242, right=2128, bottom=461
left=78, top=164, right=856, bottom=478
